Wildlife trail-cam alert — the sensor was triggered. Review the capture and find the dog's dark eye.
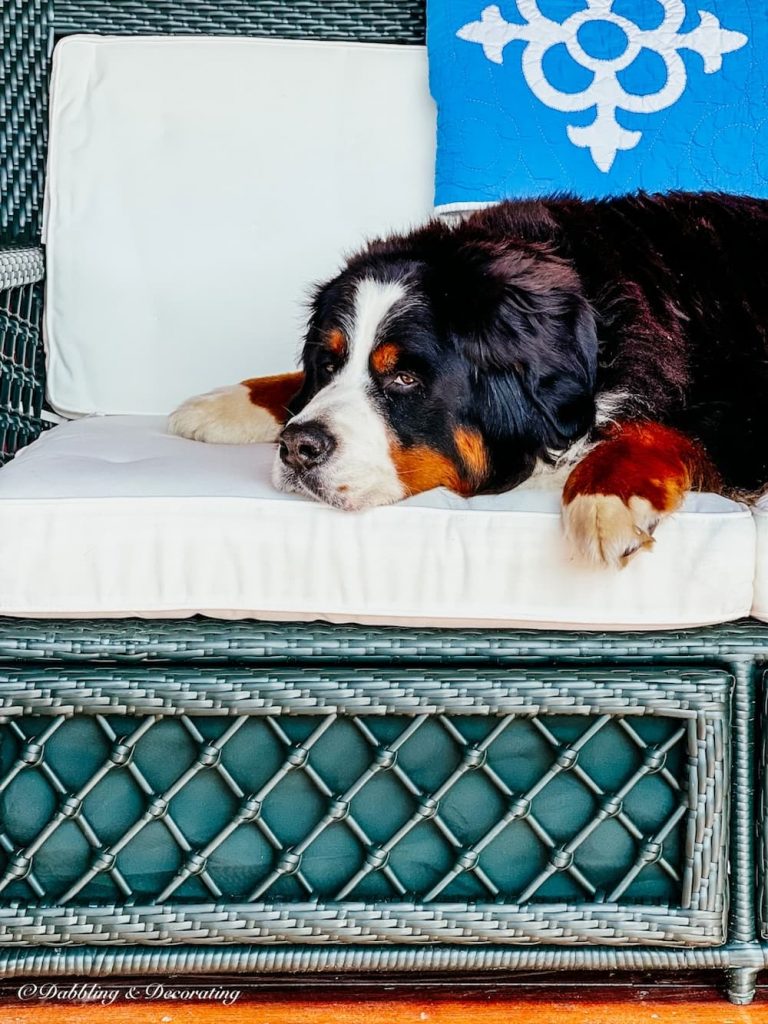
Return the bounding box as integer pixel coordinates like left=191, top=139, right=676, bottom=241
left=390, top=372, right=419, bottom=390
left=321, top=361, right=336, bottom=376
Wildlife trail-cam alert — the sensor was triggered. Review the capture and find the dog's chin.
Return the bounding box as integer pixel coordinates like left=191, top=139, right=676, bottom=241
left=296, top=479, right=400, bottom=512
left=299, top=478, right=357, bottom=510
left=272, top=456, right=403, bottom=512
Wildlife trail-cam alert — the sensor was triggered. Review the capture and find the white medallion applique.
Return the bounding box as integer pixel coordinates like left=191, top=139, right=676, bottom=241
left=457, top=0, right=748, bottom=171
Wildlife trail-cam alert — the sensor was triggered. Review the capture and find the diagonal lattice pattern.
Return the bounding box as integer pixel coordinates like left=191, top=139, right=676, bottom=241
left=0, top=666, right=729, bottom=946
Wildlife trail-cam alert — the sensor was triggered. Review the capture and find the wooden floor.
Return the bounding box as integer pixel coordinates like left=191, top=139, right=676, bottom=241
left=4, top=974, right=768, bottom=1024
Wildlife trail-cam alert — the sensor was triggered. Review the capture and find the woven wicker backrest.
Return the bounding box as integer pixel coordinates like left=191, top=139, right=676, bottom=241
left=55, top=1, right=426, bottom=41
left=2, top=1, right=426, bottom=243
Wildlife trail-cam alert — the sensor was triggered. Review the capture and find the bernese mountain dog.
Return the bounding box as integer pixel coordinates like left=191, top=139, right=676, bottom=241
left=169, top=191, right=768, bottom=568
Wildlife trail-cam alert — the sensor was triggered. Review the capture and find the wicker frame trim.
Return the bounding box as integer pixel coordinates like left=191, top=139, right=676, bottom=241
left=0, top=903, right=727, bottom=949
left=0, top=617, right=763, bottom=664
left=0, top=666, right=730, bottom=716
left=2, top=942, right=766, bottom=977
left=0, top=247, right=45, bottom=292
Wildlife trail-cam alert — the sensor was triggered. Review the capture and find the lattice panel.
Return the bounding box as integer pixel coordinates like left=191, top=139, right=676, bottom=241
left=0, top=667, right=729, bottom=946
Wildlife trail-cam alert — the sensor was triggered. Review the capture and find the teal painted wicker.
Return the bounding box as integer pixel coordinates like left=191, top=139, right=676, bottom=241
left=1, top=2, right=52, bottom=242
left=54, top=1, right=425, bottom=41
left=0, top=0, right=50, bottom=459
left=0, top=667, right=729, bottom=946
left=0, top=247, right=46, bottom=463
left=0, top=617, right=759, bottom=1005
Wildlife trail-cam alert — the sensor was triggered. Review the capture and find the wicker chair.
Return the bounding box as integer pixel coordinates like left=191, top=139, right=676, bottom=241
left=0, top=0, right=766, bottom=1004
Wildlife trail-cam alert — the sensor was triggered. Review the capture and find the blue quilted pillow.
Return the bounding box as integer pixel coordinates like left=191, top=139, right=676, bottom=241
left=427, top=0, right=767, bottom=210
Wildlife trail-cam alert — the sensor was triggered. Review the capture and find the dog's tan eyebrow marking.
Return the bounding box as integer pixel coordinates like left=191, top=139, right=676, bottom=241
left=371, top=342, right=400, bottom=374
left=326, top=328, right=346, bottom=356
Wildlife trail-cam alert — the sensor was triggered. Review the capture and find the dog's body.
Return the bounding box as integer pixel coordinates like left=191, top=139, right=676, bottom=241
left=170, top=192, right=768, bottom=566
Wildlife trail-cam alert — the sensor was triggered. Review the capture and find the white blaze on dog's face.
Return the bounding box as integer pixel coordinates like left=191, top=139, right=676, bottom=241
left=273, top=278, right=410, bottom=510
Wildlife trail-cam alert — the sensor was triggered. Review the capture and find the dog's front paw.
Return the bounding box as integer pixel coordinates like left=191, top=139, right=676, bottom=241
left=168, top=384, right=282, bottom=444
left=560, top=422, right=706, bottom=568
left=562, top=493, right=662, bottom=568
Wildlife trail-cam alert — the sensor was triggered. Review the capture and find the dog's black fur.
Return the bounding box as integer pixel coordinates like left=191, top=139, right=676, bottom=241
left=292, top=191, right=768, bottom=495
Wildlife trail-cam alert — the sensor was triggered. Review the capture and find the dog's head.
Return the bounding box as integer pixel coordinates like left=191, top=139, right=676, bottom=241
left=274, top=222, right=598, bottom=509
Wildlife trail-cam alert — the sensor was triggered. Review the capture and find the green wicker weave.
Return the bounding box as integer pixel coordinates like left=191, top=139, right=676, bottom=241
left=0, top=247, right=46, bottom=462
left=1, top=2, right=51, bottom=243
left=0, top=664, right=730, bottom=945
left=55, top=0, right=425, bottom=41
left=0, top=0, right=50, bottom=460
left=0, top=616, right=762, bottom=1002
left=0, top=0, right=767, bottom=1006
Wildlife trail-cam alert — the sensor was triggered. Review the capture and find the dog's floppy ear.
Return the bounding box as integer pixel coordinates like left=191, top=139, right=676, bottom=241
left=442, top=241, right=598, bottom=450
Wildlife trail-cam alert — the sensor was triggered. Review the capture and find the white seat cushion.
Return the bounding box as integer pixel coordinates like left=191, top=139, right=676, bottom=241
left=0, top=418, right=755, bottom=628
left=43, top=36, right=435, bottom=417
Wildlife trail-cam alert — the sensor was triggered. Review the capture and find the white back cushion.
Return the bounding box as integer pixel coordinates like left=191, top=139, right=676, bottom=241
left=44, top=36, right=435, bottom=416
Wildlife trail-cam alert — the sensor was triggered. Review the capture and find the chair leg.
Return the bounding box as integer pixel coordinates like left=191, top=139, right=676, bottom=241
left=726, top=967, right=759, bottom=1005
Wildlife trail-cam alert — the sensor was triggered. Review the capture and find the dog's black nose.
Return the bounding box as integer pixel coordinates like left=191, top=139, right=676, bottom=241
left=279, top=421, right=335, bottom=471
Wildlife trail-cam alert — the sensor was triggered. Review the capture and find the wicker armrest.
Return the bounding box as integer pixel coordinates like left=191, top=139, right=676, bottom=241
left=0, top=244, right=45, bottom=291
left=0, top=245, right=46, bottom=463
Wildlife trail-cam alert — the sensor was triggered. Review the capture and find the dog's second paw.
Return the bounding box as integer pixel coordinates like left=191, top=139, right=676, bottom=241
left=562, top=493, right=662, bottom=568
left=168, top=384, right=282, bottom=444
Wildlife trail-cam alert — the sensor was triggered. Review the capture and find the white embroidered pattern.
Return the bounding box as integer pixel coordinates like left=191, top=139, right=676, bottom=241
left=457, top=0, right=748, bottom=172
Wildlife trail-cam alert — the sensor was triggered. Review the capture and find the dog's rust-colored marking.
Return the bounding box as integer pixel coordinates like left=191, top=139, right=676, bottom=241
left=390, top=442, right=469, bottom=496
left=244, top=372, right=305, bottom=424
left=454, top=426, right=488, bottom=487
left=327, top=328, right=346, bottom=357
left=390, top=429, right=489, bottom=498
left=371, top=342, right=401, bottom=375
left=562, top=420, right=721, bottom=566
left=563, top=420, right=719, bottom=513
